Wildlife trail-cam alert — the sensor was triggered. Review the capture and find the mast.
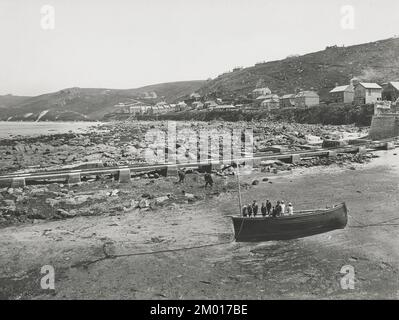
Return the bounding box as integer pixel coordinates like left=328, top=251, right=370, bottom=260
left=236, top=163, right=243, bottom=214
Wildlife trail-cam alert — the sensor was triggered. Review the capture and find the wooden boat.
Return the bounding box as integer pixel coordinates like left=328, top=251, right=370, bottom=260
left=231, top=203, right=348, bottom=242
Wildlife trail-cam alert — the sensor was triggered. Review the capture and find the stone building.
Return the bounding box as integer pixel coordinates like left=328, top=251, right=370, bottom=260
left=329, top=84, right=354, bottom=103
left=353, top=82, right=382, bottom=104
left=381, top=82, right=399, bottom=102
left=294, top=91, right=319, bottom=108
left=280, top=94, right=295, bottom=108
left=252, top=87, right=271, bottom=98
left=260, top=95, right=280, bottom=110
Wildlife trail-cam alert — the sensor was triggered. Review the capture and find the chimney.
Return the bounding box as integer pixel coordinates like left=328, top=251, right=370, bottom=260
left=350, top=77, right=360, bottom=87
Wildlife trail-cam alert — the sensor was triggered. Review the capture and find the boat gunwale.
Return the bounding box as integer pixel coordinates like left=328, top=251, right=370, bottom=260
left=230, top=202, right=347, bottom=221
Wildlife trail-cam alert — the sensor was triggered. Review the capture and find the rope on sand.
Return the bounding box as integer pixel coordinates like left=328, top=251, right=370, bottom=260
left=107, top=240, right=234, bottom=259
left=348, top=215, right=399, bottom=228
left=71, top=240, right=235, bottom=269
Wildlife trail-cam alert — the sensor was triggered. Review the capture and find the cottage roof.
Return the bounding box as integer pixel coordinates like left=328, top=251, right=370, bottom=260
left=330, top=85, right=353, bottom=93
left=358, top=82, right=382, bottom=89
left=295, top=91, right=319, bottom=98
left=213, top=104, right=236, bottom=109
left=263, top=94, right=279, bottom=99
left=252, top=87, right=271, bottom=94
left=388, top=81, right=399, bottom=91
left=262, top=95, right=279, bottom=103
left=261, top=99, right=279, bottom=104
left=205, top=100, right=218, bottom=105
left=281, top=94, right=295, bottom=99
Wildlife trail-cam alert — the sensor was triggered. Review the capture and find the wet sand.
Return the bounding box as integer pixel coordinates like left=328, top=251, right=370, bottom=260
left=0, top=150, right=398, bottom=299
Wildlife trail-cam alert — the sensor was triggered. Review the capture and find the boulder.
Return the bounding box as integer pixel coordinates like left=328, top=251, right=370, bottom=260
left=56, top=209, right=77, bottom=218
left=138, top=199, right=150, bottom=208
left=155, top=196, right=169, bottom=204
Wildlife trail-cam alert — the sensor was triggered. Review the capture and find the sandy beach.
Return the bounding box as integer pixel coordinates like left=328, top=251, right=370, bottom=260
left=0, top=149, right=398, bottom=299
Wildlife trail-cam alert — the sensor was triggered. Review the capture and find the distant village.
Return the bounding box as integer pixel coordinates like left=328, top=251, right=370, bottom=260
left=113, top=78, right=399, bottom=117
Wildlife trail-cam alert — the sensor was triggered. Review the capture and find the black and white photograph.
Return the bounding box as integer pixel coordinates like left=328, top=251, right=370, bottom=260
left=0, top=0, right=398, bottom=306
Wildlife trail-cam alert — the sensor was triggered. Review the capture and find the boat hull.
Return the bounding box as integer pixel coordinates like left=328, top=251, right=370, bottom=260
left=231, top=203, right=348, bottom=242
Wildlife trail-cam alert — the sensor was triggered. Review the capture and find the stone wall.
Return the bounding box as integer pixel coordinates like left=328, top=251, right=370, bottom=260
left=369, top=115, right=399, bottom=140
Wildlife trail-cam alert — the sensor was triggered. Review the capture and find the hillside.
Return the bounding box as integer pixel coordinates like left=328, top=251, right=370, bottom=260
left=0, top=95, right=31, bottom=109
left=0, top=81, right=205, bottom=121
left=198, top=37, right=399, bottom=101
left=2, top=37, right=399, bottom=121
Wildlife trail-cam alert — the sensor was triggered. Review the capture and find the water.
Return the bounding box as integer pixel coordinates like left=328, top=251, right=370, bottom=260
left=0, top=121, right=102, bottom=138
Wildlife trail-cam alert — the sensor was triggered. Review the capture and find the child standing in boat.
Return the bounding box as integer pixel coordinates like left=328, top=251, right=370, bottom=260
left=287, top=203, right=294, bottom=215
left=242, top=205, right=248, bottom=217
left=261, top=202, right=267, bottom=217
left=247, top=204, right=253, bottom=217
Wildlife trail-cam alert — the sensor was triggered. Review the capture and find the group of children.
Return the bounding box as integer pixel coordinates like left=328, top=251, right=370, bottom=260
left=242, top=200, right=294, bottom=218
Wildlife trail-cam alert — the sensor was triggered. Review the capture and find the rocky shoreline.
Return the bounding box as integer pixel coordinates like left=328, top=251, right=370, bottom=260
left=0, top=120, right=367, bottom=173
left=0, top=120, right=374, bottom=228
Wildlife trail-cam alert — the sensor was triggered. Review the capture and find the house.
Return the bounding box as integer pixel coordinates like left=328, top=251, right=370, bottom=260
left=155, top=101, right=168, bottom=107
left=204, top=100, right=218, bottom=109
left=260, top=95, right=280, bottom=110
left=211, top=104, right=237, bottom=111
left=192, top=101, right=204, bottom=109
left=382, top=82, right=399, bottom=102
left=114, top=101, right=152, bottom=114
left=329, top=84, right=354, bottom=103
left=353, top=82, right=382, bottom=104
left=280, top=94, right=295, bottom=108
left=233, top=66, right=243, bottom=72
left=294, top=91, right=319, bottom=108
left=176, top=101, right=188, bottom=111
left=190, top=93, right=201, bottom=100
left=252, top=87, right=271, bottom=98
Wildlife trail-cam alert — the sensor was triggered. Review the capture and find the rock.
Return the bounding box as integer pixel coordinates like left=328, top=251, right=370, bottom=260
left=30, top=187, right=49, bottom=195
left=28, top=211, right=47, bottom=219
left=141, top=193, right=154, bottom=199
left=252, top=180, right=259, bottom=185
left=155, top=196, right=169, bottom=204
left=2, top=199, right=16, bottom=210
left=138, top=199, right=150, bottom=208
left=110, top=189, right=119, bottom=197
left=45, top=198, right=60, bottom=207
left=262, top=177, right=269, bottom=182
left=56, top=209, right=76, bottom=218
left=184, top=193, right=195, bottom=199
left=130, top=200, right=139, bottom=208
left=64, top=195, right=89, bottom=205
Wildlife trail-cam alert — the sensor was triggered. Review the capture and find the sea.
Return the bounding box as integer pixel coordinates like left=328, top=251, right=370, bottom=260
left=0, top=121, right=102, bottom=139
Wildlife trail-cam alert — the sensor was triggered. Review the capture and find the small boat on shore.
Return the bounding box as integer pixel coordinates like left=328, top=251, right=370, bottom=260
left=231, top=203, right=348, bottom=242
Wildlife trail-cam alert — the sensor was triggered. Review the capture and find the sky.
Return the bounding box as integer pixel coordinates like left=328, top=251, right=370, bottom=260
left=0, top=0, right=398, bottom=96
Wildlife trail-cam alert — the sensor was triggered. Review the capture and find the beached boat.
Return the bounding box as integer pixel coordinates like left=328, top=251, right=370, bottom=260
left=231, top=203, right=348, bottom=242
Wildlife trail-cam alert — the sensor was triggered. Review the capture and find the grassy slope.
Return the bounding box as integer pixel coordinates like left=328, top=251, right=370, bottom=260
left=0, top=81, right=205, bottom=121
left=0, top=95, right=31, bottom=109
left=198, top=37, right=399, bottom=101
